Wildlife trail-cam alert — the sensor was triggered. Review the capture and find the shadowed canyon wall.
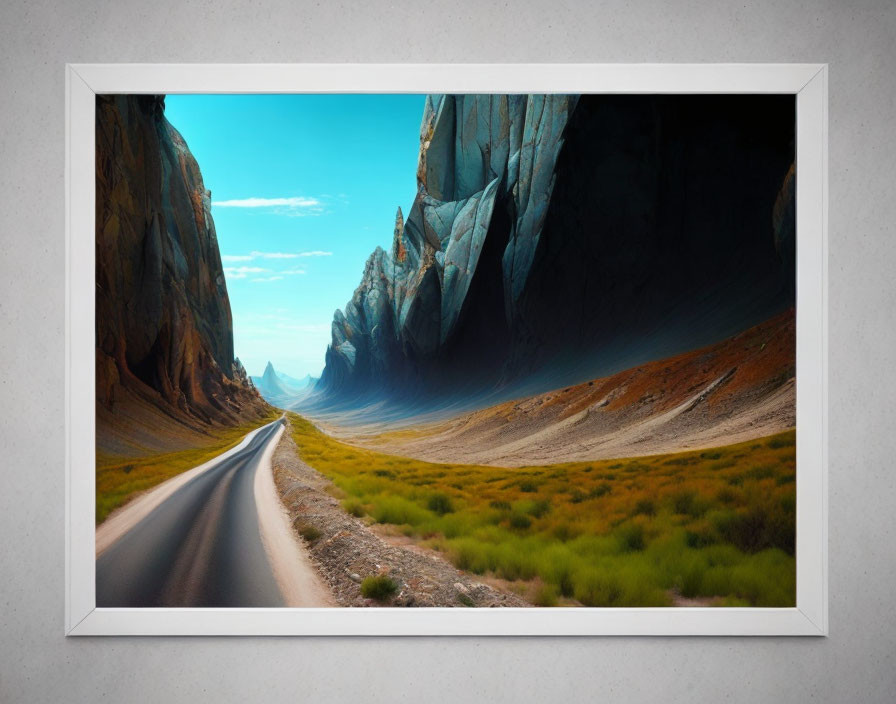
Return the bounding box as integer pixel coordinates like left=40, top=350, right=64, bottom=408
left=311, top=94, right=795, bottom=414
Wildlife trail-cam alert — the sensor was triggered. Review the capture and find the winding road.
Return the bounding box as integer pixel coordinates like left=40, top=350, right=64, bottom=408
left=96, top=418, right=333, bottom=608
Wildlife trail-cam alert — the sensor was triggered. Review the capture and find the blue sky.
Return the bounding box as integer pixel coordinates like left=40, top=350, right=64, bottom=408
left=164, top=94, right=426, bottom=379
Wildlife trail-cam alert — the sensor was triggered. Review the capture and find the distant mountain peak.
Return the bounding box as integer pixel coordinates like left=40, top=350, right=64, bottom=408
left=250, top=363, right=318, bottom=407
left=262, top=361, right=279, bottom=383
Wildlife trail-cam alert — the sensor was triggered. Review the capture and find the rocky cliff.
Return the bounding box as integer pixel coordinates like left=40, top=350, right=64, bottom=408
left=313, top=94, right=796, bottom=414
left=95, top=95, right=267, bottom=453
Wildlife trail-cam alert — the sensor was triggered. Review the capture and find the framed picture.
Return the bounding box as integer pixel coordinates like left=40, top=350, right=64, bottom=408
left=66, top=63, right=827, bottom=636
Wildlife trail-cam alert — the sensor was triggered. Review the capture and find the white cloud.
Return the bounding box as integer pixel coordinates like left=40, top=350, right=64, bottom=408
left=225, top=266, right=269, bottom=274
left=221, top=253, right=328, bottom=282
left=250, top=251, right=300, bottom=259
left=212, top=196, right=321, bottom=210
left=250, top=250, right=333, bottom=259
left=224, top=266, right=269, bottom=280
left=295, top=250, right=332, bottom=258
left=222, top=251, right=332, bottom=263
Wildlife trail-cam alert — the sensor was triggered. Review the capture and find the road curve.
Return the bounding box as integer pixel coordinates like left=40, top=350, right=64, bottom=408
left=96, top=419, right=328, bottom=607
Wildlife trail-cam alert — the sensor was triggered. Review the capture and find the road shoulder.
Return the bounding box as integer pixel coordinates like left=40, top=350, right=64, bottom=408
left=253, top=422, right=336, bottom=607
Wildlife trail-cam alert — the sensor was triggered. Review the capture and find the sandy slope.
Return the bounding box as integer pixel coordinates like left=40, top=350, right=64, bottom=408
left=333, top=310, right=796, bottom=466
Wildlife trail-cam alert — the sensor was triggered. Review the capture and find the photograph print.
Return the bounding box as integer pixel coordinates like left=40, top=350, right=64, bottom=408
left=94, top=92, right=796, bottom=609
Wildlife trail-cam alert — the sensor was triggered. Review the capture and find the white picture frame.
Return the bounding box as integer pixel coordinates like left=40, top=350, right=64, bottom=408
left=65, top=63, right=828, bottom=636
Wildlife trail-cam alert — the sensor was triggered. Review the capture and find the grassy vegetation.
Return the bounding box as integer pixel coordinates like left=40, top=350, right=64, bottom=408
left=294, top=519, right=323, bottom=544
left=360, top=575, right=399, bottom=601
left=288, top=413, right=796, bottom=607
left=96, top=409, right=281, bottom=524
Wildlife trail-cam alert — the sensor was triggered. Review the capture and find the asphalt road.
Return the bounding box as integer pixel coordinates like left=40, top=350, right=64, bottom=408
left=96, top=419, right=290, bottom=607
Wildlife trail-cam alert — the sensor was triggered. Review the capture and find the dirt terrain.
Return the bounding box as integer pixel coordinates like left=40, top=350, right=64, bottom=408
left=271, top=420, right=528, bottom=607
left=336, top=310, right=796, bottom=466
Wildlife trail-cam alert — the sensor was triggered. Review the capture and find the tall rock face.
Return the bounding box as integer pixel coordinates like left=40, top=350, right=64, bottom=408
left=314, top=94, right=796, bottom=410
left=95, top=95, right=266, bottom=450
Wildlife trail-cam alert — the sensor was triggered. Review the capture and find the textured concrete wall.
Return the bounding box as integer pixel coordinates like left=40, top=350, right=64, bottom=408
left=1, top=1, right=894, bottom=701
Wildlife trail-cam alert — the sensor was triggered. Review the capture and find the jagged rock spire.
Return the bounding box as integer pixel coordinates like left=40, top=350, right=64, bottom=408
left=392, top=206, right=406, bottom=262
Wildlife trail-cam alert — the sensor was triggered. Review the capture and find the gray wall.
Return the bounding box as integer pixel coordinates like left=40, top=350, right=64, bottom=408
left=1, top=1, right=893, bottom=701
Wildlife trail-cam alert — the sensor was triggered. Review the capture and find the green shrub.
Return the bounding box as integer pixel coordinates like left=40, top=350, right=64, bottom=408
left=523, top=499, right=551, bottom=518
left=438, top=512, right=478, bottom=539
left=574, top=572, right=612, bottom=606
left=552, top=523, right=577, bottom=542
left=509, top=513, right=532, bottom=530
left=534, top=583, right=558, bottom=607
left=342, top=498, right=366, bottom=517
left=360, top=575, right=398, bottom=601
left=713, top=505, right=795, bottom=555
left=294, top=520, right=322, bottom=543
left=371, top=496, right=431, bottom=526
left=450, top=539, right=490, bottom=573
left=685, top=529, right=715, bottom=548
left=519, top=480, right=538, bottom=493
left=663, top=457, right=691, bottom=467
left=617, top=523, right=646, bottom=552
left=456, top=592, right=475, bottom=607
left=633, top=498, right=656, bottom=516
left=743, top=465, right=776, bottom=481
left=494, top=544, right=539, bottom=581
left=716, top=487, right=740, bottom=504
left=767, top=434, right=796, bottom=449
left=671, top=490, right=709, bottom=517
left=540, top=547, right=576, bottom=597
left=427, top=493, right=455, bottom=515
left=589, top=482, right=612, bottom=498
